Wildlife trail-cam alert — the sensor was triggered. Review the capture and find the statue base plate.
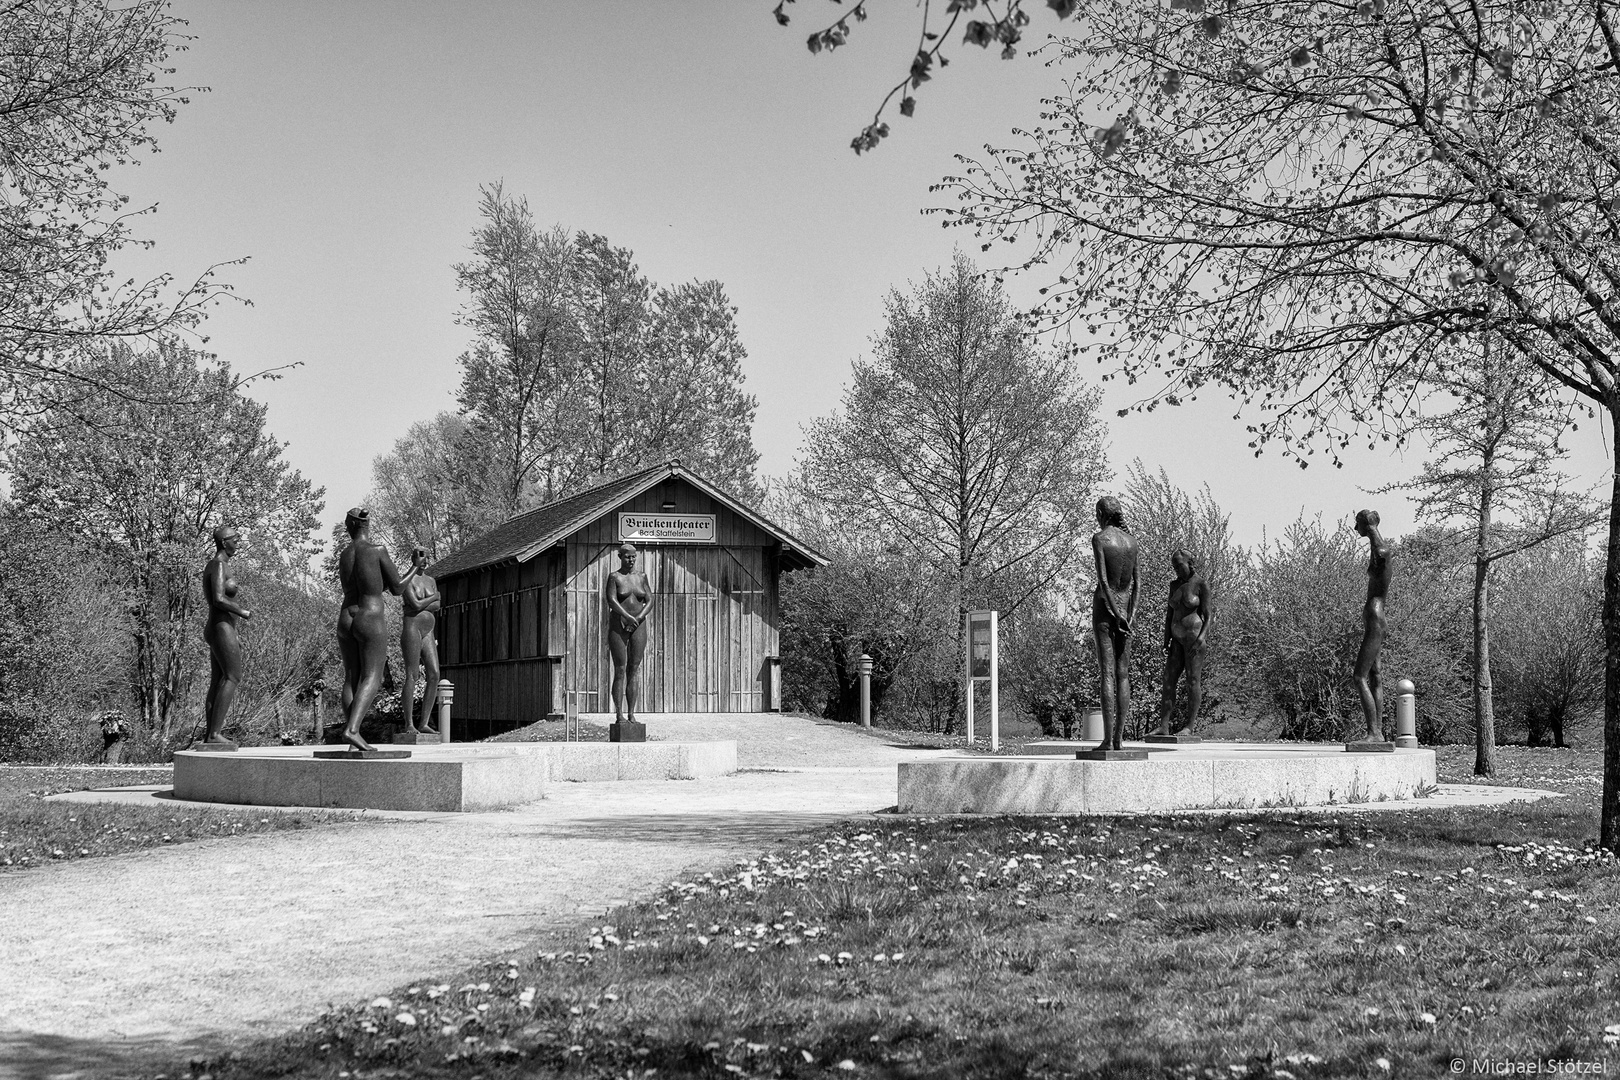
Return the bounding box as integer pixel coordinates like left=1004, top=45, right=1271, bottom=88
left=1144, top=733, right=1202, bottom=744
left=1076, top=749, right=1149, bottom=761
left=390, top=728, right=442, bottom=745
left=609, top=721, right=646, bottom=743
left=313, top=749, right=412, bottom=760
left=189, top=741, right=238, bottom=753
left=1344, top=740, right=1396, bottom=754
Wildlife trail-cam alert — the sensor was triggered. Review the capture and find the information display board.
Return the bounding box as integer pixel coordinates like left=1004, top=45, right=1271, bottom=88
left=963, top=609, right=999, bottom=750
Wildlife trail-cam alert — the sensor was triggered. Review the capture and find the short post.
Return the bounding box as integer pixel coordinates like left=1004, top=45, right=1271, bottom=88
left=857, top=654, right=873, bottom=729
left=1394, top=678, right=1417, bottom=748
left=438, top=678, right=454, bottom=743
left=1082, top=707, right=1105, bottom=744
left=988, top=612, right=999, bottom=752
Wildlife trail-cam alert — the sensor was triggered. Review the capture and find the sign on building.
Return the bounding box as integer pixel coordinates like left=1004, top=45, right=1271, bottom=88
left=618, top=512, right=717, bottom=543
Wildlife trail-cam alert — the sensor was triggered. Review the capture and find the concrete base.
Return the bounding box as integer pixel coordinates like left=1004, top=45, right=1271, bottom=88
left=312, top=749, right=411, bottom=760
left=1345, top=740, right=1396, bottom=753
left=897, top=741, right=1437, bottom=814
left=1144, top=733, right=1202, bottom=744
left=189, top=742, right=238, bottom=753
left=1076, top=749, right=1149, bottom=761
left=172, top=740, right=737, bottom=812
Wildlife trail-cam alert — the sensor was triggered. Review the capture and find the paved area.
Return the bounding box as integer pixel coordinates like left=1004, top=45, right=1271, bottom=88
left=0, top=717, right=1564, bottom=1079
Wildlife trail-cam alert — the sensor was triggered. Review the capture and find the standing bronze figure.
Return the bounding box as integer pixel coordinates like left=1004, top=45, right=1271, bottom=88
left=1154, top=548, right=1211, bottom=736
left=200, top=524, right=251, bottom=749
left=1091, top=497, right=1139, bottom=751
left=1352, top=509, right=1393, bottom=743
left=605, top=542, right=651, bottom=729
left=400, top=546, right=442, bottom=736
left=336, top=508, right=415, bottom=752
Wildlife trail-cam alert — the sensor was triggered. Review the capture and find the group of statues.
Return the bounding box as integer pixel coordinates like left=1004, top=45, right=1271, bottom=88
left=1087, top=498, right=1391, bottom=751
left=197, top=508, right=444, bottom=753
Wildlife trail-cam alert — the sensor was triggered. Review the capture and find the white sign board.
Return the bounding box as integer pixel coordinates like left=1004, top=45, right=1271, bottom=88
left=618, top=512, right=716, bottom=544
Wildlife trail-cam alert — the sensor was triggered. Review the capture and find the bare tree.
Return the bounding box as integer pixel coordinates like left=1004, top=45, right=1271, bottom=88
left=935, top=0, right=1620, bottom=849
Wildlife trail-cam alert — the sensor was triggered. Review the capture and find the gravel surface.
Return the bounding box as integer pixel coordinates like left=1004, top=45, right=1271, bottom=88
left=0, top=717, right=954, bottom=1079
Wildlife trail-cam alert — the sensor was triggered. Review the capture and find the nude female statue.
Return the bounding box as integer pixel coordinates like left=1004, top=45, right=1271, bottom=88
left=1353, top=509, right=1393, bottom=743
left=399, top=545, right=442, bottom=735
left=200, top=524, right=252, bottom=748
left=1155, top=548, right=1211, bottom=736
left=336, top=508, right=416, bottom=752
left=605, top=542, right=652, bottom=725
left=1091, top=496, right=1139, bottom=751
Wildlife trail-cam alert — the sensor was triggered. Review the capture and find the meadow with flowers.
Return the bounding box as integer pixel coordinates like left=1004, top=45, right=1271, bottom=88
left=163, top=747, right=1619, bottom=1079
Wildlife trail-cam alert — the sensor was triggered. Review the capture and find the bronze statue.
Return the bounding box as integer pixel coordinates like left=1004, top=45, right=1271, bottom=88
left=1352, top=509, right=1392, bottom=743
left=336, top=508, right=416, bottom=752
left=400, top=545, right=442, bottom=735
left=605, top=542, right=651, bottom=727
left=1090, top=496, right=1139, bottom=751
left=200, top=524, right=252, bottom=749
left=1154, top=548, right=1211, bottom=736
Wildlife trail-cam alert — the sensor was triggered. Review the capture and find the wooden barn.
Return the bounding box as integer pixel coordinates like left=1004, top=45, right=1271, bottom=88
left=429, top=462, right=826, bottom=737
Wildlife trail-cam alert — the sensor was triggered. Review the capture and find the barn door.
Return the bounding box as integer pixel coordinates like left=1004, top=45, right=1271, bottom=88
left=640, top=547, right=720, bottom=713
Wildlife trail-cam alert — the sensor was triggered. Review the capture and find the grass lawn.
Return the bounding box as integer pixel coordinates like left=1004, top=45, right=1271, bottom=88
left=172, top=746, right=1618, bottom=1080
left=0, top=764, right=363, bottom=870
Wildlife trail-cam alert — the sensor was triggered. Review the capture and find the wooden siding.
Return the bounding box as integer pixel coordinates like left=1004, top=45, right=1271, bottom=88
left=439, top=476, right=784, bottom=721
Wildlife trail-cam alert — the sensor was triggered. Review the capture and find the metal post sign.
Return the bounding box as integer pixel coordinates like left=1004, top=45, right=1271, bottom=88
left=963, top=610, right=999, bottom=751
left=618, top=512, right=716, bottom=543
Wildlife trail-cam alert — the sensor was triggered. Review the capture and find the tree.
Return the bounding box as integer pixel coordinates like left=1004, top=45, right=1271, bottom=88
left=6, top=340, right=325, bottom=742
left=450, top=187, right=763, bottom=517
left=367, top=411, right=489, bottom=562
left=935, top=0, right=1620, bottom=849
left=1381, top=341, right=1603, bottom=775
left=1, top=0, right=234, bottom=425
left=799, top=252, right=1108, bottom=729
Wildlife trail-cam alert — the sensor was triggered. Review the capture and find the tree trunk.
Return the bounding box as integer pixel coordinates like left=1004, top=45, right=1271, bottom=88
left=1601, top=404, right=1620, bottom=853
left=1473, top=535, right=1496, bottom=777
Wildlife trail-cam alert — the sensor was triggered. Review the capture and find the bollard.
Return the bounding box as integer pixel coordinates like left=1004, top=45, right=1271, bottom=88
left=438, top=678, right=455, bottom=743
left=1394, top=678, right=1417, bottom=747
left=1082, top=707, right=1105, bottom=744
left=858, top=654, right=873, bottom=729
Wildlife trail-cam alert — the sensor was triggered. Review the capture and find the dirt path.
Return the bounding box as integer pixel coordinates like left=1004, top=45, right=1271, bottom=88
left=0, top=719, right=948, bottom=1080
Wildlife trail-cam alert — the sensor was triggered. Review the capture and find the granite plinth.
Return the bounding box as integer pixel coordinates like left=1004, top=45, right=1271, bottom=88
left=898, top=742, right=1437, bottom=814
left=389, top=728, right=442, bottom=745
left=610, top=720, right=647, bottom=743
left=189, top=742, right=238, bottom=753
left=313, top=749, right=412, bottom=759
left=1076, top=749, right=1149, bottom=761
left=1145, top=733, right=1202, bottom=744
left=171, top=740, right=737, bottom=812
left=1345, top=741, right=1396, bottom=753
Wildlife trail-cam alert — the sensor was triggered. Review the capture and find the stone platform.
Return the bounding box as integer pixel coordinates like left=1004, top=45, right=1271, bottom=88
left=897, top=740, right=1437, bottom=815
left=172, top=740, right=736, bottom=813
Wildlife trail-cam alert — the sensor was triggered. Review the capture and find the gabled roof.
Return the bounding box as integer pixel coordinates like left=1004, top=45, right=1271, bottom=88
left=428, top=461, right=827, bottom=578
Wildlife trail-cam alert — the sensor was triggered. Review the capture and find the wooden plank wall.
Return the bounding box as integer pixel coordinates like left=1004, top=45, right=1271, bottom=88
left=439, top=554, right=557, bottom=721
left=556, top=478, right=780, bottom=714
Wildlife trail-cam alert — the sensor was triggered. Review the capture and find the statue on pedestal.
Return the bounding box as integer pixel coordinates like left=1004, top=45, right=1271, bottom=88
left=1154, top=548, right=1211, bottom=736
left=336, top=508, right=416, bottom=752
left=1352, top=509, right=1393, bottom=743
left=605, top=542, right=651, bottom=734
left=200, top=524, right=252, bottom=749
left=1090, top=497, right=1138, bottom=751
left=400, top=545, right=442, bottom=736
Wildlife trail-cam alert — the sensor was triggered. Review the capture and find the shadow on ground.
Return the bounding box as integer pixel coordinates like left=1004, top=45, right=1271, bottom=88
left=528, top=812, right=858, bottom=846
left=0, top=1029, right=228, bottom=1080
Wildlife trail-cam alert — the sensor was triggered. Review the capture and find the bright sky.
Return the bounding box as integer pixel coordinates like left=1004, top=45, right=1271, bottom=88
left=110, top=0, right=1614, bottom=549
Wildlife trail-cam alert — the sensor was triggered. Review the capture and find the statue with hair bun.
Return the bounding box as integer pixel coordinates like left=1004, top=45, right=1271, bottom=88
left=200, top=524, right=252, bottom=749
left=1090, top=496, right=1139, bottom=751
left=1154, top=548, right=1211, bottom=736
left=1352, top=508, right=1393, bottom=743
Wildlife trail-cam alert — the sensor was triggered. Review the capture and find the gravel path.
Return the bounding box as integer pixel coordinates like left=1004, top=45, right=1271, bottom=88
left=0, top=717, right=950, bottom=1080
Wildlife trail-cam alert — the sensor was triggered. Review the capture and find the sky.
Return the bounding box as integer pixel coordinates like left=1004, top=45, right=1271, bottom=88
left=108, top=0, right=1615, bottom=549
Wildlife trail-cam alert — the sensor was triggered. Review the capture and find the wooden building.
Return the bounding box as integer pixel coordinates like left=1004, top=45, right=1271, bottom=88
left=429, top=462, right=826, bottom=737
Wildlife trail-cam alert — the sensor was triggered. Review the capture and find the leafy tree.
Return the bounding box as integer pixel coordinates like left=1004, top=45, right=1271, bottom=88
left=1002, top=599, right=1095, bottom=738
left=935, top=0, right=1620, bottom=848
left=6, top=340, right=325, bottom=742
left=799, top=253, right=1108, bottom=728
left=1, top=0, right=234, bottom=425
left=1380, top=341, right=1603, bottom=775
left=367, top=411, right=490, bottom=562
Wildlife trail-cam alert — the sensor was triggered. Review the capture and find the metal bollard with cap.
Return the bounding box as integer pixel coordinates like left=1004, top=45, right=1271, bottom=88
left=858, top=653, right=873, bottom=728
left=438, top=678, right=455, bottom=743
left=1082, top=707, right=1105, bottom=744
left=1393, top=678, right=1417, bottom=748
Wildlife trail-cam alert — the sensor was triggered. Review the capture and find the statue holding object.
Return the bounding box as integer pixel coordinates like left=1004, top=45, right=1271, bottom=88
left=1154, top=548, right=1211, bottom=737
left=1090, top=496, right=1139, bottom=751
left=199, top=524, right=251, bottom=750
left=336, top=508, right=416, bottom=752
left=605, top=542, right=652, bottom=737
left=400, top=545, right=442, bottom=736
left=1351, top=508, right=1393, bottom=745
